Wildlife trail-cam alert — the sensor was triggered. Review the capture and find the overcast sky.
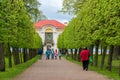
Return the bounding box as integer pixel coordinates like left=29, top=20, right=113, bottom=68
left=38, top=0, right=73, bottom=23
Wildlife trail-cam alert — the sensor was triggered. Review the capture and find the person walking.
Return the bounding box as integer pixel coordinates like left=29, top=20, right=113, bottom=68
left=51, top=48, right=54, bottom=59
left=58, top=49, right=62, bottom=60
left=54, top=49, right=58, bottom=60
left=80, top=47, right=90, bottom=71
left=38, top=48, right=43, bottom=60
left=46, top=48, right=51, bottom=60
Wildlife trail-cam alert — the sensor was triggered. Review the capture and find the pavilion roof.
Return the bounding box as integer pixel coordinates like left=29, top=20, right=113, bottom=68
left=35, top=20, right=65, bottom=29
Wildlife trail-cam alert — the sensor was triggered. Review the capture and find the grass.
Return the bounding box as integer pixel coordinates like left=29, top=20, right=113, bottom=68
left=63, top=54, right=120, bottom=80
left=0, top=55, right=39, bottom=80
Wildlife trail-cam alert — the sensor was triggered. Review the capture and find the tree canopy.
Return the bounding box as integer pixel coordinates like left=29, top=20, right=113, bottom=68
left=58, top=0, right=120, bottom=49
left=0, top=0, right=43, bottom=49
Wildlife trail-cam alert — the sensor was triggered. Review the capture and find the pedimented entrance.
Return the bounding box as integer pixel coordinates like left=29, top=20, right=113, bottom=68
left=44, top=27, right=54, bottom=49
left=45, top=32, right=53, bottom=43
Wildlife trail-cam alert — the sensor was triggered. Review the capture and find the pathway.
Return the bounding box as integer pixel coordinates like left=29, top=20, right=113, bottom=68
left=14, top=55, right=111, bottom=80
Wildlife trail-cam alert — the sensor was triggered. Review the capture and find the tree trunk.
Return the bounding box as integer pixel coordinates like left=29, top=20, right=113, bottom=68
left=119, top=46, right=120, bottom=56
left=8, top=44, right=12, bottom=68
left=107, top=45, right=114, bottom=71
left=29, top=48, right=33, bottom=59
left=100, top=45, right=103, bottom=55
left=36, top=49, right=38, bottom=56
left=19, top=48, right=23, bottom=63
left=100, top=46, right=107, bottom=69
left=71, top=49, right=74, bottom=59
left=65, top=48, right=69, bottom=59
left=94, top=40, right=99, bottom=66
left=113, top=46, right=119, bottom=60
left=13, top=47, right=20, bottom=65
left=61, top=48, right=65, bottom=54
left=90, top=45, right=94, bottom=66
left=23, top=48, right=28, bottom=62
left=32, top=49, right=37, bottom=57
left=74, top=49, right=77, bottom=60
left=0, top=43, right=5, bottom=71
left=26, top=48, right=29, bottom=60
left=65, top=48, right=68, bottom=54
left=31, top=49, right=34, bottom=58
left=78, top=48, right=82, bottom=61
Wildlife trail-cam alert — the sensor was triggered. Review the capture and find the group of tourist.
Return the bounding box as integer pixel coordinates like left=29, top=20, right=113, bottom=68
left=46, top=48, right=62, bottom=60
left=38, top=48, right=62, bottom=60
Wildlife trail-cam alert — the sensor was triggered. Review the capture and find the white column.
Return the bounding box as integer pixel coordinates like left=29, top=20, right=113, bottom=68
left=53, top=31, right=58, bottom=49
left=41, top=32, right=45, bottom=43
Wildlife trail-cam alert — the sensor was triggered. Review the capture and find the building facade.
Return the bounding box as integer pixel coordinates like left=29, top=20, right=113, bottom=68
left=35, top=20, right=65, bottom=52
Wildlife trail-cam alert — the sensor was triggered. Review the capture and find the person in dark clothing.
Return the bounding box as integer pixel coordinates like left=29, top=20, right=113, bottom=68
left=51, top=48, right=54, bottom=59
left=58, top=49, right=62, bottom=60
left=46, top=48, right=52, bottom=60
left=38, top=49, right=43, bottom=60
left=80, top=47, right=90, bottom=71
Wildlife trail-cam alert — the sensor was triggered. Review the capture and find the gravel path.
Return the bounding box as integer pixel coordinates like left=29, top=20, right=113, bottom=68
left=14, top=55, right=111, bottom=80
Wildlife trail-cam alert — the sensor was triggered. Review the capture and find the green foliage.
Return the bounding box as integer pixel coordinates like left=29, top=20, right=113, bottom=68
left=58, top=0, right=120, bottom=48
left=0, top=0, right=18, bottom=43
left=60, top=0, right=88, bottom=15
left=57, top=34, right=64, bottom=48
left=0, top=0, right=42, bottom=48
left=33, top=32, right=42, bottom=48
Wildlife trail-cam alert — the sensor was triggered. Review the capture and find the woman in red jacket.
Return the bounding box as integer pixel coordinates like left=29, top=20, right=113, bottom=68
left=80, top=47, right=90, bottom=71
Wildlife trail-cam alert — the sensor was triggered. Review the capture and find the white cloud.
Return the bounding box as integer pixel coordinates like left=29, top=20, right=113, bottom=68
left=37, top=0, right=73, bottom=23
left=39, top=0, right=62, bottom=8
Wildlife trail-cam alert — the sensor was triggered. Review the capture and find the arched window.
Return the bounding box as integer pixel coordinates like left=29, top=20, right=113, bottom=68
left=45, top=28, right=53, bottom=32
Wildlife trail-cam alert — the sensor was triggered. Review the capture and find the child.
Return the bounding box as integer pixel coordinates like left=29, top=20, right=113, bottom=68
left=54, top=49, right=58, bottom=60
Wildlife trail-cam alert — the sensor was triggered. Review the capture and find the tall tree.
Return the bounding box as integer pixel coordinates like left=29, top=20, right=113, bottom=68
left=0, top=0, right=19, bottom=70
left=23, top=0, right=47, bottom=22
left=60, top=0, right=88, bottom=15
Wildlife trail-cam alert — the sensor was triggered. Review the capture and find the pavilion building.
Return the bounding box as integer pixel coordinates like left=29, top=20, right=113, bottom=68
left=35, top=20, right=66, bottom=53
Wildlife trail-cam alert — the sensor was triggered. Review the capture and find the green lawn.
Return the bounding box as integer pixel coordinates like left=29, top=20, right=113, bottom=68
left=63, top=54, right=120, bottom=80
left=0, top=56, right=39, bottom=80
